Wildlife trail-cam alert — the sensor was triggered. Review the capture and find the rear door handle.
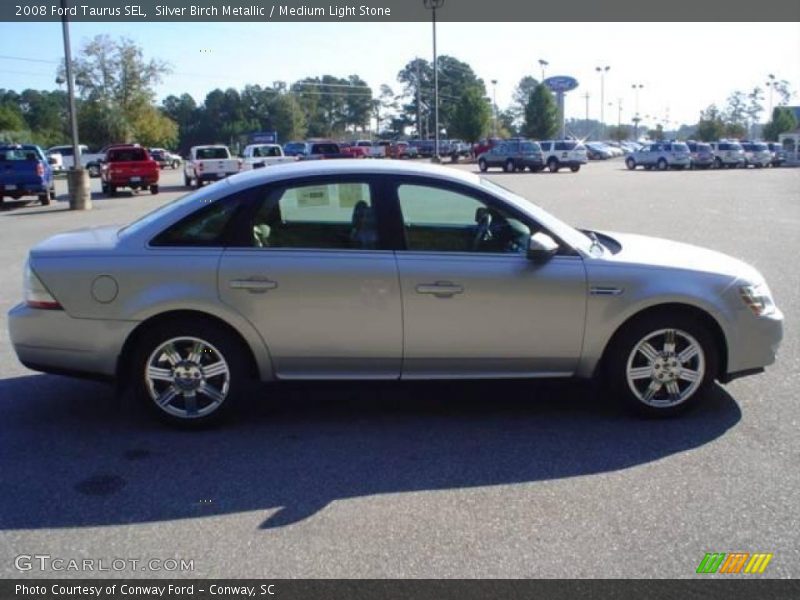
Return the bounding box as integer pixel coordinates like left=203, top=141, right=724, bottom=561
left=415, top=281, right=464, bottom=298
left=229, top=278, right=278, bottom=293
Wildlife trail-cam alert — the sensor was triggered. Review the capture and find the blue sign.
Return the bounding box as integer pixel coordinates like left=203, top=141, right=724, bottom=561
left=249, top=131, right=278, bottom=143
left=543, top=76, right=579, bottom=93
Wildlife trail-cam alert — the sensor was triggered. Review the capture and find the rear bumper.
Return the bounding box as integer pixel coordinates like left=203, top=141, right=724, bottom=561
left=8, top=303, right=137, bottom=379
left=199, top=172, right=238, bottom=182
left=0, top=182, right=49, bottom=196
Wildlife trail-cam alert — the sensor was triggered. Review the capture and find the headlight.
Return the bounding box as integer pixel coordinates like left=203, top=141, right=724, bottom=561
left=739, top=282, right=775, bottom=316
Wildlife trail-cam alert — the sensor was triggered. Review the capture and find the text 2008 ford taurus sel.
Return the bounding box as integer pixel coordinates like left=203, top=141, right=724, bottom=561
left=8, top=160, right=783, bottom=425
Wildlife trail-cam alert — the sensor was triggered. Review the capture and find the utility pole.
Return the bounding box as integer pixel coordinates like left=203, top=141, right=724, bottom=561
left=423, top=0, right=445, bottom=162
left=491, top=79, right=498, bottom=137
left=582, top=92, right=590, bottom=122
left=416, top=61, right=423, bottom=139
left=60, top=0, right=90, bottom=210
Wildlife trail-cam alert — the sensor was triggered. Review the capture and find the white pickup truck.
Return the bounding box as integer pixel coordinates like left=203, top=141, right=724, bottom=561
left=184, top=145, right=242, bottom=188
left=240, top=144, right=297, bottom=170
left=46, top=144, right=107, bottom=176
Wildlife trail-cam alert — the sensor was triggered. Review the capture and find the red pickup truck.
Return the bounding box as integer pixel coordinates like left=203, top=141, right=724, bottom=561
left=101, top=144, right=160, bottom=196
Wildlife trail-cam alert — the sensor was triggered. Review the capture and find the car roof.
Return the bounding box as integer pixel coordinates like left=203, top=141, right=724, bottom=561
left=223, top=158, right=481, bottom=193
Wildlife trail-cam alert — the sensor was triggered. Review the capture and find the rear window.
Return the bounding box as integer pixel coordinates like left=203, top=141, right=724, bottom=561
left=752, top=143, right=768, bottom=151
left=672, top=143, right=688, bottom=152
left=1, top=147, right=41, bottom=161
left=697, top=143, right=711, bottom=151
left=108, top=148, right=147, bottom=162
left=196, top=147, right=230, bottom=160
left=554, top=141, right=577, bottom=151
left=311, top=143, right=340, bottom=154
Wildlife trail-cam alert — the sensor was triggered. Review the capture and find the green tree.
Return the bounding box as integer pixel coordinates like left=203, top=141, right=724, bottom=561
left=266, top=93, right=307, bottom=142
left=695, top=105, right=726, bottom=141
left=0, top=103, right=27, bottom=134
left=511, top=75, right=539, bottom=125
left=450, top=87, right=490, bottom=143
left=762, top=107, right=798, bottom=141
left=647, top=124, right=665, bottom=141
left=522, top=84, right=558, bottom=139
left=133, top=106, right=178, bottom=148
left=606, top=124, right=632, bottom=142
left=397, top=56, right=485, bottom=138
left=67, top=35, right=171, bottom=146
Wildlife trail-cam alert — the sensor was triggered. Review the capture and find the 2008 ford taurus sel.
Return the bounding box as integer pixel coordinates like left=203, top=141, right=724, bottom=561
left=8, top=160, right=783, bottom=425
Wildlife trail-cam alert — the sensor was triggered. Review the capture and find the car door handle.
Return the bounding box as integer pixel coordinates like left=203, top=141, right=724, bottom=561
left=415, top=281, right=464, bottom=297
left=229, top=278, right=278, bottom=292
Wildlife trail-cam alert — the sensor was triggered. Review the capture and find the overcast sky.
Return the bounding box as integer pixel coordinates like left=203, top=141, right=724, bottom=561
left=1, top=21, right=798, bottom=126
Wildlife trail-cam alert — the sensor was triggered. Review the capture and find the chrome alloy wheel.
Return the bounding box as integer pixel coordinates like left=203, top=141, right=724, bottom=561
left=145, top=336, right=230, bottom=419
left=625, top=328, right=705, bottom=407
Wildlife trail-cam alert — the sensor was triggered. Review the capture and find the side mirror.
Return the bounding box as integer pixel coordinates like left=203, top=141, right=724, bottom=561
left=527, top=232, right=559, bottom=262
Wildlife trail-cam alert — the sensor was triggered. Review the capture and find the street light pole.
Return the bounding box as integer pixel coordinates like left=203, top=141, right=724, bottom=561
left=60, top=0, right=90, bottom=210
left=595, top=65, right=610, bottom=139
left=491, top=79, right=498, bottom=137
left=631, top=83, right=643, bottom=140
left=538, top=59, right=548, bottom=83
left=423, top=0, right=445, bottom=163
left=766, top=73, right=776, bottom=117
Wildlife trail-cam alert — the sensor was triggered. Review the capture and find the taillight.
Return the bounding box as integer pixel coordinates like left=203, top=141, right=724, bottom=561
left=36, top=162, right=44, bottom=177
left=24, top=262, right=62, bottom=310
left=197, top=162, right=204, bottom=172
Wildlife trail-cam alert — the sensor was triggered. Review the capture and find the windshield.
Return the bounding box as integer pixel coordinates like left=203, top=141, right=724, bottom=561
left=672, top=143, right=688, bottom=152
left=479, top=178, right=598, bottom=256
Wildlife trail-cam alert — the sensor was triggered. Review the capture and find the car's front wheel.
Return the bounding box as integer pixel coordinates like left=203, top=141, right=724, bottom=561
left=657, top=158, right=668, bottom=171
left=131, top=319, right=250, bottom=426
left=605, top=312, right=717, bottom=417
left=503, top=158, right=515, bottom=173
left=478, top=158, right=488, bottom=172
left=626, top=157, right=636, bottom=170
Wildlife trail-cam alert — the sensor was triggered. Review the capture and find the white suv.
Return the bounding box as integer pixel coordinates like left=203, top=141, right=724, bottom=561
left=537, top=140, right=588, bottom=173
left=709, top=141, right=745, bottom=169
left=741, top=142, right=772, bottom=168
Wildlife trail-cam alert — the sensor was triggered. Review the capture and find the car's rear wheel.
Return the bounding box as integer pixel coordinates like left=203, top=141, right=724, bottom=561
left=131, top=319, right=249, bottom=427
left=626, top=157, right=636, bottom=170
left=478, top=158, right=488, bottom=172
left=570, top=165, right=580, bottom=173
left=503, top=159, right=515, bottom=173
left=38, top=191, right=50, bottom=206
left=184, top=174, right=191, bottom=187
left=150, top=184, right=159, bottom=195
left=605, top=312, right=717, bottom=417
left=547, top=158, right=559, bottom=173
left=108, top=185, right=117, bottom=197
left=657, top=158, right=668, bottom=171
left=714, top=157, right=723, bottom=169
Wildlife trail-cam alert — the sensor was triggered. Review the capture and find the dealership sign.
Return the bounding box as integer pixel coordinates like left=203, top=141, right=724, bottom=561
left=543, top=76, right=579, bottom=93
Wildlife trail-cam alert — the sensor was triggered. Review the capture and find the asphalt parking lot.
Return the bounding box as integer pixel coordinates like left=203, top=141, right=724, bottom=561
left=1, top=160, right=798, bottom=578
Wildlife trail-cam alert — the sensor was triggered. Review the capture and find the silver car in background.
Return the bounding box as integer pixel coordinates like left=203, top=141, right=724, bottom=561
left=626, top=142, right=692, bottom=170
left=8, top=161, right=783, bottom=426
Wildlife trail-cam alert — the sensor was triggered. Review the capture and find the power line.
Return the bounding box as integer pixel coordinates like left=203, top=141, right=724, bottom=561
left=0, top=54, right=59, bottom=64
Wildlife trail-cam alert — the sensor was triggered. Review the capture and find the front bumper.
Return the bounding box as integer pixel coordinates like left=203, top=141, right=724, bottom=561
left=8, top=303, right=137, bottom=379
left=725, top=307, right=784, bottom=378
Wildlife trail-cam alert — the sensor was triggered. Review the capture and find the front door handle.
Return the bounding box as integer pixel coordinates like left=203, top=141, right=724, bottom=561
left=415, top=281, right=464, bottom=298
left=229, top=278, right=278, bottom=293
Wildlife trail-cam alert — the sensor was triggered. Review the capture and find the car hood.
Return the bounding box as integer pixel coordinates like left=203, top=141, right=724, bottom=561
left=30, top=225, right=121, bottom=256
left=598, top=231, right=763, bottom=283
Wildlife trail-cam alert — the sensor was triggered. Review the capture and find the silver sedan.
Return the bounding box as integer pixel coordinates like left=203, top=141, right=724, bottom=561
left=8, top=160, right=783, bottom=425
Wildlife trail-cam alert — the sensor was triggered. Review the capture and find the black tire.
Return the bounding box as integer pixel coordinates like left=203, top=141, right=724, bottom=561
left=714, top=157, right=723, bottom=169
left=195, top=177, right=203, bottom=189
left=109, top=185, right=117, bottom=197
left=101, top=182, right=109, bottom=195
left=478, top=158, right=488, bottom=172
left=626, top=157, right=636, bottom=170
left=547, top=158, right=559, bottom=173
left=503, top=158, right=515, bottom=173
left=570, top=165, right=580, bottom=173
left=657, top=158, right=668, bottom=171
left=604, top=311, right=718, bottom=418
left=131, top=318, right=251, bottom=427
left=38, top=192, right=50, bottom=206
left=172, top=160, right=180, bottom=169
left=184, top=174, right=192, bottom=187
left=150, top=184, right=159, bottom=194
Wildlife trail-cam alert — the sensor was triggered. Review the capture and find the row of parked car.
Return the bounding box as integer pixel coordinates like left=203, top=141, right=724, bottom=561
left=476, top=139, right=589, bottom=173
left=624, top=140, right=787, bottom=171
